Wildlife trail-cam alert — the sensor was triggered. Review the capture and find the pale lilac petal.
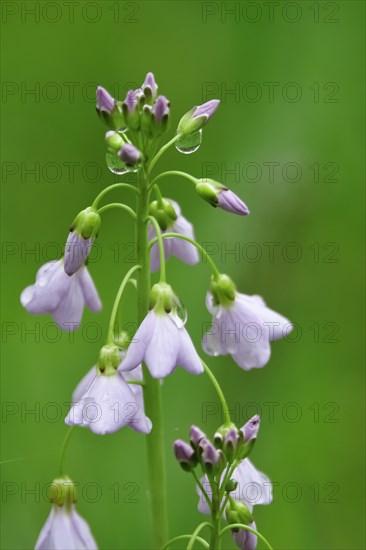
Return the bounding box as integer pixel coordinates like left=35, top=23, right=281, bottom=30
left=144, top=314, right=180, bottom=378
left=119, top=310, right=156, bottom=372
left=78, top=267, right=102, bottom=313
left=51, top=507, right=81, bottom=549
left=241, top=415, right=260, bottom=442
left=233, top=522, right=257, bottom=550
left=35, top=507, right=55, bottom=549
left=196, top=475, right=212, bottom=515
left=177, top=328, right=204, bottom=375
left=51, top=277, right=85, bottom=330
left=72, top=366, right=97, bottom=404
left=171, top=216, right=199, bottom=265
left=241, top=294, right=293, bottom=341
left=70, top=508, right=98, bottom=549
left=218, top=189, right=250, bottom=216
left=96, top=86, right=114, bottom=113
left=202, top=330, right=228, bottom=357
left=232, top=459, right=273, bottom=508
left=21, top=261, right=66, bottom=315
left=64, top=232, right=93, bottom=276
left=142, top=72, right=158, bottom=97
left=194, top=99, right=220, bottom=120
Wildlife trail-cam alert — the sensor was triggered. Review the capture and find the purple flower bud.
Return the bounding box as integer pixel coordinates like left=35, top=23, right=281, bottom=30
left=142, top=72, right=158, bottom=98
left=190, top=425, right=205, bottom=447
left=173, top=440, right=195, bottom=463
left=118, top=143, right=141, bottom=165
left=193, top=99, right=220, bottom=121
left=225, top=428, right=239, bottom=447
left=200, top=438, right=220, bottom=466
left=218, top=189, right=250, bottom=216
left=96, top=86, right=115, bottom=113
left=152, top=95, right=170, bottom=122
left=241, top=415, right=260, bottom=443
left=123, top=89, right=140, bottom=113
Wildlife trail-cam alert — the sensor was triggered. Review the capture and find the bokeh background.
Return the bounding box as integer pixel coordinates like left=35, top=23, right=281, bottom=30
left=1, top=1, right=365, bottom=549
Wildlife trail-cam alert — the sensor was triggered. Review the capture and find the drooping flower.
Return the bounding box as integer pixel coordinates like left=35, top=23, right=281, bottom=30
left=178, top=99, right=220, bottom=135
left=232, top=522, right=257, bottom=550
left=148, top=199, right=199, bottom=272
left=64, top=208, right=101, bottom=276
left=20, top=260, right=101, bottom=331
left=120, top=283, right=203, bottom=378
left=202, top=274, right=292, bottom=370
left=65, top=346, right=151, bottom=435
left=35, top=477, right=97, bottom=550
left=195, top=178, right=249, bottom=216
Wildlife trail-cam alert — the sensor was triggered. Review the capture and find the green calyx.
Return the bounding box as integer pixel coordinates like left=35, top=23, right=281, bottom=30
left=177, top=107, right=205, bottom=136
left=97, top=103, right=125, bottom=131
left=195, top=178, right=225, bottom=207
left=214, top=422, right=238, bottom=448
left=149, top=199, right=177, bottom=231
left=97, top=344, right=120, bottom=375
left=105, top=131, right=125, bottom=152
left=49, top=476, right=76, bottom=508
left=210, top=274, right=236, bottom=307
left=113, top=330, right=131, bottom=350
left=226, top=499, right=254, bottom=530
left=71, top=207, right=101, bottom=240
left=149, top=282, right=177, bottom=314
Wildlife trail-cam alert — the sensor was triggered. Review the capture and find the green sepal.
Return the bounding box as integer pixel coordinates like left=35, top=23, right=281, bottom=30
left=210, top=274, right=236, bottom=306
left=71, top=207, right=101, bottom=240
left=149, top=199, right=177, bottom=231
left=97, top=344, right=120, bottom=375
left=122, top=103, right=140, bottom=130
left=225, top=478, right=238, bottom=493
left=226, top=500, right=254, bottom=530
left=196, top=178, right=226, bottom=207
left=97, top=103, right=125, bottom=131
left=177, top=107, right=206, bottom=136
left=49, top=476, right=76, bottom=508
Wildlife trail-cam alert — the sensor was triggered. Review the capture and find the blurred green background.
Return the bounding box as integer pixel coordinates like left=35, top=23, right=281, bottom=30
left=1, top=1, right=365, bottom=549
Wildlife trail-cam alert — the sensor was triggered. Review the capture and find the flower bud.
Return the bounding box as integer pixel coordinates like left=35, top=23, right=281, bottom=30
left=142, top=72, right=158, bottom=101
left=149, top=199, right=177, bottom=231
left=105, top=130, right=124, bottom=151
left=97, top=344, right=120, bottom=375
left=200, top=438, right=224, bottom=475
left=226, top=500, right=253, bottom=530
left=122, top=89, right=143, bottom=130
left=178, top=99, right=220, bottom=136
left=190, top=425, right=206, bottom=448
left=238, top=415, right=260, bottom=460
left=173, top=440, right=197, bottom=472
left=225, top=479, right=238, bottom=493
left=71, top=207, right=101, bottom=241
left=196, top=179, right=249, bottom=216
left=64, top=207, right=101, bottom=275
left=118, top=143, right=142, bottom=166
left=151, top=96, right=170, bottom=136
left=210, top=274, right=237, bottom=306
left=223, top=427, right=239, bottom=462
left=96, top=86, right=125, bottom=130
left=49, top=476, right=76, bottom=508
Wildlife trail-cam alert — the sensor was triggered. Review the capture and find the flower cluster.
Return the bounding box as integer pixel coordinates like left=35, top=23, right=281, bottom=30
left=20, top=71, right=292, bottom=549
left=173, top=416, right=272, bottom=550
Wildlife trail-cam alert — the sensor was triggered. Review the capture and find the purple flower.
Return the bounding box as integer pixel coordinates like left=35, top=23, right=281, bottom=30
left=96, top=86, right=115, bottom=113
left=118, top=143, right=141, bottom=165
left=241, top=415, right=260, bottom=443
left=119, top=308, right=203, bottom=379
left=197, top=458, right=272, bottom=515
left=65, top=359, right=151, bottom=435
left=142, top=72, right=158, bottom=98
left=35, top=504, right=97, bottom=550
left=64, top=232, right=93, bottom=276
left=193, top=99, right=220, bottom=120
left=174, top=440, right=195, bottom=463
left=218, top=189, right=250, bottom=216
left=152, top=95, right=170, bottom=122
left=148, top=200, right=199, bottom=272
left=21, top=260, right=101, bottom=331
left=202, top=292, right=292, bottom=370
left=232, top=522, right=257, bottom=550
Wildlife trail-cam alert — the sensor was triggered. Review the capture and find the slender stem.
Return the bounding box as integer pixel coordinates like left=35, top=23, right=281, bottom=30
left=97, top=202, right=137, bottom=220
left=153, top=183, right=164, bottom=206
left=58, top=426, right=74, bottom=477
left=149, top=133, right=181, bottom=173
left=202, top=362, right=232, bottom=427
left=107, top=265, right=141, bottom=344
left=91, top=182, right=138, bottom=209
left=137, top=168, right=169, bottom=548
left=149, top=233, right=221, bottom=279
left=147, top=215, right=166, bottom=282
left=192, top=469, right=212, bottom=511
left=220, top=524, right=273, bottom=550
left=187, top=523, right=213, bottom=550
left=162, top=535, right=209, bottom=550
left=125, top=379, right=145, bottom=386
left=209, top=480, right=222, bottom=550
left=150, top=170, right=198, bottom=191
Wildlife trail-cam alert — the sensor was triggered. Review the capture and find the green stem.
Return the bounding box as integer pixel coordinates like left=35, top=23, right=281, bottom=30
left=97, top=202, right=136, bottom=220
left=107, top=265, right=141, bottom=344
left=149, top=134, right=182, bottom=173
left=192, top=469, right=212, bottom=511
left=147, top=215, right=166, bottom=282
left=91, top=182, right=138, bottom=209
left=187, top=523, right=213, bottom=550
left=219, top=524, right=273, bottom=550
left=209, top=483, right=222, bottom=550
left=150, top=170, right=198, bottom=191
left=58, top=426, right=74, bottom=477
left=149, top=233, right=220, bottom=279
left=162, top=535, right=209, bottom=550
left=125, top=379, right=145, bottom=387
left=137, top=168, right=169, bottom=548
left=202, top=362, right=232, bottom=427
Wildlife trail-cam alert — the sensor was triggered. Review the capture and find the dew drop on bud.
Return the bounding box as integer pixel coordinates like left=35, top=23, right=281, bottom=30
left=175, top=129, right=202, bottom=154
left=106, top=151, right=129, bottom=175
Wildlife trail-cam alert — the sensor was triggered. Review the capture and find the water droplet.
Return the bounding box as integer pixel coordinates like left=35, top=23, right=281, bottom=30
left=106, top=151, right=128, bottom=175
left=175, top=130, right=202, bottom=154
left=170, top=296, right=188, bottom=328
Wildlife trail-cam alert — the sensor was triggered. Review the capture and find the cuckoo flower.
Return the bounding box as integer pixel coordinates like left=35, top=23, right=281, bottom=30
left=66, top=346, right=151, bottom=435
left=202, top=274, right=292, bottom=370
left=21, top=260, right=101, bottom=331
left=142, top=71, right=158, bottom=99
left=148, top=199, right=199, bottom=272
left=96, top=86, right=114, bottom=113
left=35, top=478, right=97, bottom=550
left=178, top=99, right=220, bottom=135
left=120, top=283, right=203, bottom=378
left=196, top=179, right=249, bottom=216
left=64, top=207, right=101, bottom=276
